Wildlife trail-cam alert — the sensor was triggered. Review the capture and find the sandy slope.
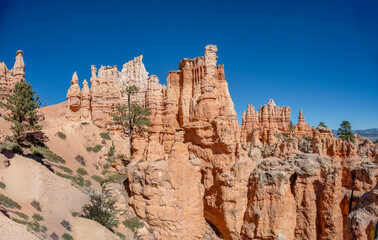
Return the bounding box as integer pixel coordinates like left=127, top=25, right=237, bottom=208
left=0, top=154, right=90, bottom=237
left=0, top=214, right=39, bottom=240
left=71, top=217, right=120, bottom=240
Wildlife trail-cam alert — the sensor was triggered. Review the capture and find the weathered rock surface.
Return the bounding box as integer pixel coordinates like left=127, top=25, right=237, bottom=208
left=2, top=46, right=376, bottom=240
left=64, top=46, right=377, bottom=240
left=0, top=50, right=25, bottom=112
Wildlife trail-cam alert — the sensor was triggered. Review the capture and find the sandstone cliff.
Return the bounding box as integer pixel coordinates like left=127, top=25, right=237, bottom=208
left=1, top=46, right=377, bottom=240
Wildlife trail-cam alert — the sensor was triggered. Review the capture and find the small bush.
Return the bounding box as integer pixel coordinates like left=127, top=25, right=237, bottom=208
left=62, top=233, right=73, bottom=240
left=91, top=175, right=104, bottom=184
left=57, top=165, right=73, bottom=174
left=57, top=131, right=66, bottom=140
left=0, top=181, right=6, bottom=189
left=61, top=220, right=71, bottom=231
left=41, top=225, right=47, bottom=233
left=75, top=154, right=86, bottom=166
left=92, top=144, right=103, bottom=153
left=116, top=232, right=126, bottom=239
left=0, top=193, right=21, bottom=209
left=27, top=221, right=41, bottom=232
left=56, top=172, right=72, bottom=179
left=0, top=141, right=23, bottom=154
left=50, top=233, right=59, bottom=240
left=122, top=217, right=144, bottom=231
left=76, top=168, right=88, bottom=176
left=32, top=213, right=44, bottom=221
left=31, top=200, right=42, bottom=212
left=72, top=175, right=84, bottom=186
left=84, top=180, right=92, bottom=187
left=101, top=139, right=106, bottom=145
left=14, top=211, right=28, bottom=220
left=86, top=147, right=93, bottom=152
left=72, top=212, right=79, bottom=217
left=82, top=194, right=119, bottom=231
left=12, top=218, right=28, bottom=225
left=31, top=146, right=65, bottom=164
left=100, top=132, right=111, bottom=140
left=102, top=174, right=126, bottom=184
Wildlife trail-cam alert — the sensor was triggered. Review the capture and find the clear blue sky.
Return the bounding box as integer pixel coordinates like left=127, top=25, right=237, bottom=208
left=1, top=0, right=377, bottom=129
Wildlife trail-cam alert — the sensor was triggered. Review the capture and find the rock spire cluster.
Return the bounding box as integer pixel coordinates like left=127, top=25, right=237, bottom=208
left=34, top=45, right=378, bottom=239
left=0, top=50, right=25, bottom=102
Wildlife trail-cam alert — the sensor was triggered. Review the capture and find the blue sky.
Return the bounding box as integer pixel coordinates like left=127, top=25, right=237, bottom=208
left=0, top=0, right=377, bottom=129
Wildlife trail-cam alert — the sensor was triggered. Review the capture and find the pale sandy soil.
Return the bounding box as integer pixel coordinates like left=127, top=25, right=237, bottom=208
left=0, top=102, right=130, bottom=239
left=71, top=217, right=120, bottom=240
left=0, top=214, right=39, bottom=240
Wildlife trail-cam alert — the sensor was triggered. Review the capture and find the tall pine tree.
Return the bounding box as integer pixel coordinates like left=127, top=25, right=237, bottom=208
left=110, top=85, right=150, bottom=155
left=337, top=120, right=355, bottom=142
left=4, top=79, right=41, bottom=140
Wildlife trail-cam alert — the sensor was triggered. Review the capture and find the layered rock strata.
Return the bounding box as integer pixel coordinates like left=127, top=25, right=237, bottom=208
left=62, top=45, right=378, bottom=239
left=0, top=50, right=25, bottom=102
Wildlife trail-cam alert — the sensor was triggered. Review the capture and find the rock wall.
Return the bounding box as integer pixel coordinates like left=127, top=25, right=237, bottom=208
left=62, top=45, right=378, bottom=239
left=240, top=99, right=291, bottom=145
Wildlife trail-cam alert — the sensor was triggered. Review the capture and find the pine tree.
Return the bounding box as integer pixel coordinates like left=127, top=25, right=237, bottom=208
left=110, top=85, right=150, bottom=154
left=81, top=194, right=119, bottom=231
left=337, top=120, right=355, bottom=142
left=319, top=122, right=327, bottom=128
left=3, top=79, right=41, bottom=140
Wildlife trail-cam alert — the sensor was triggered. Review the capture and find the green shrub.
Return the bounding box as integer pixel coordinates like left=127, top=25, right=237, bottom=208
left=100, top=132, right=111, bottom=140
left=14, top=211, right=28, bottom=220
left=12, top=218, right=28, bottom=225
left=62, top=233, right=73, bottom=240
left=85, top=180, right=92, bottom=187
left=57, top=165, right=73, bottom=174
left=57, top=131, right=66, bottom=140
left=41, top=225, right=47, bottom=233
left=76, top=168, right=88, bottom=175
left=27, top=221, right=41, bottom=232
left=75, top=154, right=85, bottom=166
left=0, top=181, right=6, bottom=189
left=102, top=174, right=126, bottom=184
left=61, top=220, right=71, bottom=231
left=56, top=172, right=72, bottom=179
left=86, top=147, right=93, bottom=152
left=30, top=146, right=65, bottom=164
left=101, top=139, right=106, bottom=145
left=0, top=193, right=21, bottom=209
left=50, top=233, right=59, bottom=240
left=32, top=213, right=44, bottom=221
left=92, top=144, right=103, bottom=153
left=116, top=232, right=126, bottom=239
left=91, top=175, right=104, bottom=184
left=122, top=217, right=144, bottom=231
left=0, top=141, right=23, bottom=154
left=82, top=194, right=119, bottom=231
left=72, top=212, right=79, bottom=217
left=72, top=176, right=84, bottom=186
left=31, top=200, right=41, bottom=212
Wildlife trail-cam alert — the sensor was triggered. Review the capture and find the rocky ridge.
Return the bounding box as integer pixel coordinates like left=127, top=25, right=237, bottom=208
left=1, top=47, right=377, bottom=239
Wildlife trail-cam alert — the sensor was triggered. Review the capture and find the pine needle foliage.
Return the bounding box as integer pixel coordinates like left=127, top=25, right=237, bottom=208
left=3, top=79, right=41, bottom=140
left=337, top=120, right=355, bottom=142
left=81, top=194, right=119, bottom=231
left=109, top=85, right=150, bottom=153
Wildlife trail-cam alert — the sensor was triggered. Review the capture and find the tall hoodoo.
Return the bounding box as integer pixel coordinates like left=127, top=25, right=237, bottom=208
left=13, top=50, right=25, bottom=80
left=0, top=50, right=26, bottom=109
left=294, top=109, right=312, bottom=136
